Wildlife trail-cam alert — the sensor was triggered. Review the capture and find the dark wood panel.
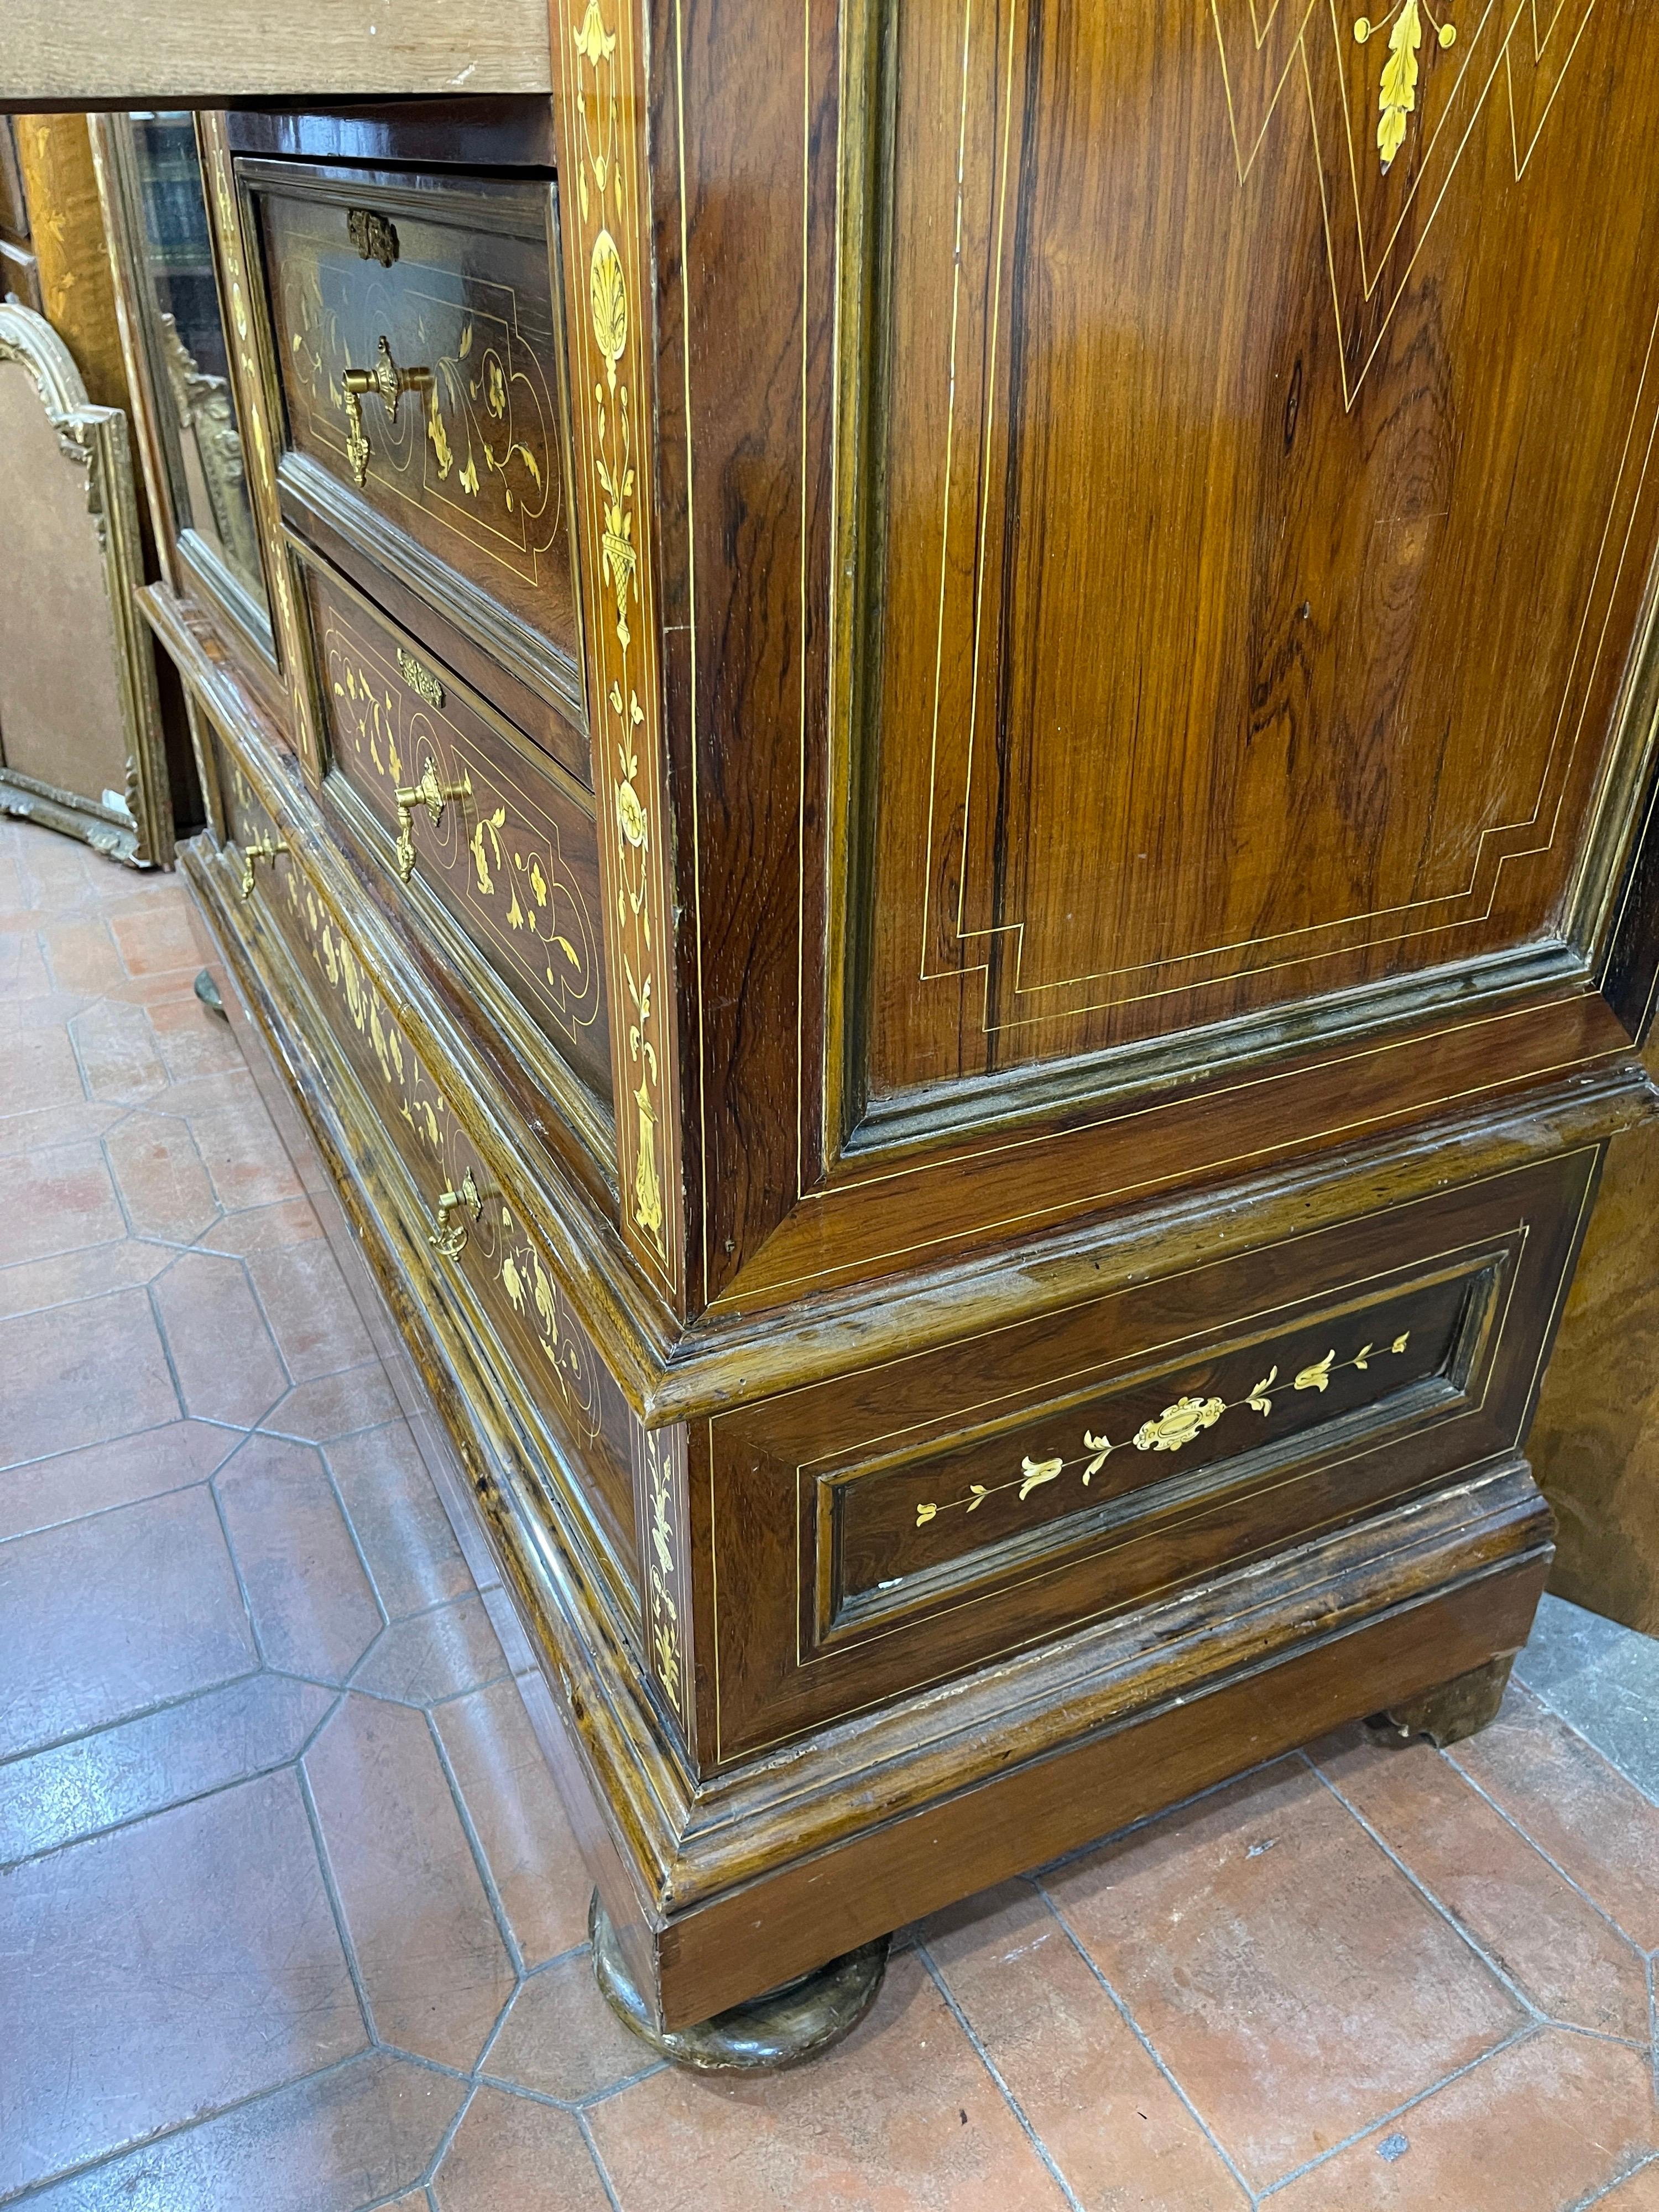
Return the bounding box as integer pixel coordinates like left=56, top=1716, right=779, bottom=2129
left=226, top=98, right=556, bottom=171
left=248, top=159, right=582, bottom=706
left=860, top=0, right=1659, bottom=1091
left=302, top=553, right=613, bottom=1109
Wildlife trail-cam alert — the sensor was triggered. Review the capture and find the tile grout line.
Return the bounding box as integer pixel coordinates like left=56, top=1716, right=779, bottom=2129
left=1512, top=1667, right=1659, bottom=1815
left=0, top=1659, right=268, bottom=1777
left=295, top=1749, right=382, bottom=2051
left=1574, top=2151, right=1659, bottom=2210
left=914, top=1938, right=1088, bottom=2212
left=1030, top=1874, right=1260, bottom=2208
left=1300, top=1749, right=1551, bottom=2025
left=575, top=2103, right=628, bottom=2212
left=424, top=1705, right=529, bottom=1980
left=1440, top=1736, right=1657, bottom=1954
left=1253, top=2024, right=1542, bottom=2200
left=1031, top=1749, right=1302, bottom=1887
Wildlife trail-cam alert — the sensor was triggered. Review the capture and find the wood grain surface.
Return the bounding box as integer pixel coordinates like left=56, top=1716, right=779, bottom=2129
left=0, top=3, right=551, bottom=104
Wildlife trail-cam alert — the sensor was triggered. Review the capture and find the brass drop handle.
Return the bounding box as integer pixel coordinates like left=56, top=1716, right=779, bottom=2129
left=236, top=834, right=287, bottom=900
left=339, top=336, right=432, bottom=487
left=393, top=758, right=471, bottom=884
left=427, top=1168, right=482, bottom=1258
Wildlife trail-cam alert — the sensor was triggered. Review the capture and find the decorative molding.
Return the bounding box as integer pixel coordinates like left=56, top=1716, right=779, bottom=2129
left=0, top=300, right=170, bottom=865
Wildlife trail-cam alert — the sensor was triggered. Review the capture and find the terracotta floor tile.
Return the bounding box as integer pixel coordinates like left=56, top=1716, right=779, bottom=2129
left=306, top=1691, right=515, bottom=2069
left=435, top=1678, right=593, bottom=1967
left=486, top=1952, right=667, bottom=2100
left=153, top=1248, right=290, bottom=1425
left=70, top=997, right=171, bottom=1103
left=588, top=1950, right=1071, bottom=2212
left=248, top=1237, right=374, bottom=1383
left=435, top=2085, right=611, bottom=2212
left=329, top=1420, right=474, bottom=1616
left=1266, top=2030, right=1657, bottom=2211
left=0, top=1235, right=174, bottom=1324
left=0, top=1768, right=366, bottom=2197
left=109, top=896, right=202, bottom=978
left=264, top=1363, right=404, bottom=1444
left=216, top=1434, right=383, bottom=1683
left=17, top=2049, right=465, bottom=2212
left=6, top=1021, right=88, bottom=1113
left=195, top=1194, right=325, bottom=1255
left=146, top=990, right=247, bottom=1082
left=1046, top=1759, right=1525, bottom=2189
left=924, top=1881, right=1249, bottom=2210
left=0, top=1417, right=233, bottom=1543
left=1598, top=2161, right=1659, bottom=2209
left=352, top=1594, right=508, bottom=1708
left=104, top=1112, right=221, bottom=1242
left=0, top=1671, right=335, bottom=1864
left=41, top=915, right=126, bottom=996
left=0, top=1097, right=122, bottom=1159
left=2, top=1141, right=125, bottom=1267
left=187, top=1095, right=306, bottom=1210
left=1449, top=1688, right=1659, bottom=1948
left=0, top=1286, right=179, bottom=1467
left=1312, top=1725, right=1651, bottom=2041
left=0, top=1485, right=257, bottom=1759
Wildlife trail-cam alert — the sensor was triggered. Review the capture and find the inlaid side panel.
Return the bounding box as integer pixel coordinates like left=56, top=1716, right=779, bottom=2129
left=858, top=0, right=1659, bottom=1093
left=210, top=731, right=639, bottom=1619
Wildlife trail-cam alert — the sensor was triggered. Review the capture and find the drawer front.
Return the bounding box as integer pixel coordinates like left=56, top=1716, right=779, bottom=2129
left=248, top=161, right=583, bottom=742
left=698, top=1150, right=1598, bottom=1760
left=302, top=551, right=613, bottom=1113
left=210, top=732, right=638, bottom=1614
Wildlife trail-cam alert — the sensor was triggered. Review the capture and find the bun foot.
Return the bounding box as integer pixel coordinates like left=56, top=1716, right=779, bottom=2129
left=1367, top=1653, right=1515, bottom=1749
left=589, top=1892, right=889, bottom=2073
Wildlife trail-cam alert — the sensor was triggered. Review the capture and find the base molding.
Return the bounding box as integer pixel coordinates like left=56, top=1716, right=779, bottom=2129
left=182, top=837, right=1556, bottom=2032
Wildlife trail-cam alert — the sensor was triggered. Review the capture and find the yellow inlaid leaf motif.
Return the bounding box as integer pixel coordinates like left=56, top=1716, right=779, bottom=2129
left=426, top=389, right=453, bottom=479
left=589, top=231, right=628, bottom=384
left=1133, top=1395, right=1225, bottom=1453
left=458, top=456, right=479, bottom=497
left=633, top=1082, right=664, bottom=1239
left=915, top=1501, right=938, bottom=1528
left=1295, top=1352, right=1336, bottom=1393
left=471, top=807, right=506, bottom=896
left=1377, top=1, right=1420, bottom=169
left=458, top=325, right=473, bottom=359
left=1392, top=1332, right=1410, bottom=1353
left=1082, top=1430, right=1113, bottom=1481
left=529, top=858, right=548, bottom=907
left=501, top=1249, right=526, bottom=1312
left=1018, top=1455, right=1063, bottom=1501
left=573, top=0, right=615, bottom=67
left=1248, top=1365, right=1278, bottom=1415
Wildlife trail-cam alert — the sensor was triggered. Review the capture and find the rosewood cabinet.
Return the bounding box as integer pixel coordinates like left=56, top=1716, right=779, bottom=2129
left=98, top=3, right=1659, bottom=2057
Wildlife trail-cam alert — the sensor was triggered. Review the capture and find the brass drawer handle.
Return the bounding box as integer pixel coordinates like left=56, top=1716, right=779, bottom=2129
left=428, top=1168, right=482, bottom=1258
left=339, top=336, right=432, bottom=487
left=393, top=758, right=472, bottom=884
left=235, top=834, right=288, bottom=899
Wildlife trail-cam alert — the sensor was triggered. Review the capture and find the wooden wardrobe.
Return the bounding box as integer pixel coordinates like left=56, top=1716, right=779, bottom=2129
left=12, top=0, right=1659, bottom=2052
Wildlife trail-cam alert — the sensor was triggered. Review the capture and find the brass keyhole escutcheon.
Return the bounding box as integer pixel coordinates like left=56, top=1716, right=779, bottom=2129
left=428, top=1168, right=483, bottom=1258
left=338, top=336, right=432, bottom=488
left=393, top=758, right=472, bottom=885
left=235, top=833, right=288, bottom=900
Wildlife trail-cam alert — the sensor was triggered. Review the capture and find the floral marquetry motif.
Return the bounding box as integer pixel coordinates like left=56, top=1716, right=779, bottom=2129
left=912, top=1332, right=1413, bottom=1528
left=553, top=0, right=682, bottom=1302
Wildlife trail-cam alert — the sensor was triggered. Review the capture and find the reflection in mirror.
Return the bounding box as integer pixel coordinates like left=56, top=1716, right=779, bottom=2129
left=126, top=112, right=267, bottom=617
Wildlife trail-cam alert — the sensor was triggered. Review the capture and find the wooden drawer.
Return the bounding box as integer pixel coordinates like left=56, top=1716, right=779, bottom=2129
left=697, top=1149, right=1598, bottom=1761
left=209, top=727, right=640, bottom=1621
left=244, top=159, right=586, bottom=771
left=300, top=547, right=612, bottom=1117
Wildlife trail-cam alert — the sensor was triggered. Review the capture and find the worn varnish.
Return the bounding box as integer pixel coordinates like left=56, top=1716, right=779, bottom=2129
left=98, top=0, right=1659, bottom=2042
